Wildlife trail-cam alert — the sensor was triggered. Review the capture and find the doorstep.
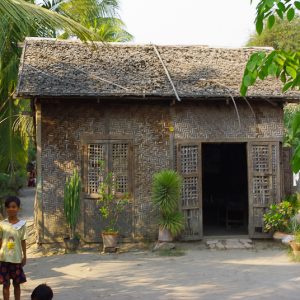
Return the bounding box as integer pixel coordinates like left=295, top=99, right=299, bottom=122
left=205, top=238, right=253, bottom=250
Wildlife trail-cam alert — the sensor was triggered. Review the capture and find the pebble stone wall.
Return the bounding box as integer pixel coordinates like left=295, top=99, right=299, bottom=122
left=39, top=99, right=283, bottom=242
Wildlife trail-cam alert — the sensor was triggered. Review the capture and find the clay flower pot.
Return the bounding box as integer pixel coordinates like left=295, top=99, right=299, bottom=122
left=289, top=240, right=300, bottom=256
left=158, top=227, right=173, bottom=242
left=102, top=232, right=119, bottom=253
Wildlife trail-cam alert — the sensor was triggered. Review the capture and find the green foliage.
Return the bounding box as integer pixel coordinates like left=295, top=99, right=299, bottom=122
left=294, top=230, right=300, bottom=243
left=0, top=170, right=26, bottom=199
left=264, top=201, right=294, bottom=232
left=152, top=170, right=182, bottom=214
left=64, top=169, right=81, bottom=239
left=243, top=1, right=300, bottom=173
left=0, top=20, right=28, bottom=175
left=152, top=170, right=184, bottom=236
left=252, top=0, right=300, bottom=32
left=0, top=0, right=132, bottom=189
left=54, top=0, right=133, bottom=42
left=284, top=111, right=300, bottom=172
left=242, top=1, right=300, bottom=97
left=240, top=49, right=300, bottom=97
left=263, top=193, right=300, bottom=232
left=288, top=215, right=300, bottom=235
left=247, top=16, right=300, bottom=52
left=158, top=211, right=185, bottom=237
left=97, top=162, right=129, bottom=232
left=0, top=0, right=94, bottom=42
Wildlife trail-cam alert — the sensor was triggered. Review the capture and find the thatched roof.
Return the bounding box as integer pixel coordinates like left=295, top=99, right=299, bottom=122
left=15, top=38, right=300, bottom=101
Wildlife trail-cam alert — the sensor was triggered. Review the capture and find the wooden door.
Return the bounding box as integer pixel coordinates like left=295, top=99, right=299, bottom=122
left=177, top=143, right=203, bottom=240
left=248, top=142, right=280, bottom=238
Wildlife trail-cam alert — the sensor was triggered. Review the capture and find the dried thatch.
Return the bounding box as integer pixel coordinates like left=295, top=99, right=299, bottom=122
left=16, top=38, right=300, bottom=101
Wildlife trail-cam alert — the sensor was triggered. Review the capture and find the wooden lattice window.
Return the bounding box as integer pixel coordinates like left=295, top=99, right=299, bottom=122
left=181, top=145, right=198, bottom=174
left=251, top=144, right=275, bottom=207
left=177, top=143, right=202, bottom=240
left=87, top=144, right=105, bottom=194
left=248, top=142, right=280, bottom=237
left=84, top=141, right=132, bottom=196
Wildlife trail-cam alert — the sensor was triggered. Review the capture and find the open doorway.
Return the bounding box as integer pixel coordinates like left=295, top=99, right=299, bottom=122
left=202, top=143, right=248, bottom=236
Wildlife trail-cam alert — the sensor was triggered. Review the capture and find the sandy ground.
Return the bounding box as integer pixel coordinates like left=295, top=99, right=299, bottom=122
left=13, top=188, right=300, bottom=300
left=17, top=247, right=300, bottom=300
left=18, top=187, right=35, bottom=222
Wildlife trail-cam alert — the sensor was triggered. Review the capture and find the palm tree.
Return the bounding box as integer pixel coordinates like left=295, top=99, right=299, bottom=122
left=53, top=0, right=133, bottom=42
left=0, top=0, right=132, bottom=187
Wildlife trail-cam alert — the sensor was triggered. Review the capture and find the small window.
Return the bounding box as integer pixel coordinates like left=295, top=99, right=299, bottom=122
left=84, top=141, right=131, bottom=197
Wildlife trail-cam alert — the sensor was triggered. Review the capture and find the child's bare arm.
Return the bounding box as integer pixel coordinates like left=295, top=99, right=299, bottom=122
left=21, top=240, right=26, bottom=266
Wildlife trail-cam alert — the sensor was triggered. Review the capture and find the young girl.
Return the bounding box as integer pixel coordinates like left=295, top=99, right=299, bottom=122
left=0, top=196, right=27, bottom=300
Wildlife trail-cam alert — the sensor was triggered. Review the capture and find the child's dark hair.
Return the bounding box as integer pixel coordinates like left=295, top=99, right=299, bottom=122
left=31, top=284, right=53, bottom=300
left=5, top=196, right=21, bottom=208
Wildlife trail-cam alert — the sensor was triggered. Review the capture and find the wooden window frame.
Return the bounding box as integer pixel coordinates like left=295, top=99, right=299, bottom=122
left=82, top=139, right=133, bottom=199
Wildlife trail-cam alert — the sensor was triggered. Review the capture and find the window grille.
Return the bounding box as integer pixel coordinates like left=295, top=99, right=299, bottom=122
left=87, top=144, right=105, bottom=194
left=86, top=142, right=130, bottom=195
left=180, top=145, right=198, bottom=174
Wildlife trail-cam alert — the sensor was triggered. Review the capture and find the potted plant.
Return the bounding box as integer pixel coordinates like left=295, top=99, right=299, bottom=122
left=98, top=167, right=129, bottom=252
left=263, top=200, right=294, bottom=238
left=263, top=193, right=300, bottom=239
left=63, top=169, right=81, bottom=252
left=152, top=169, right=184, bottom=242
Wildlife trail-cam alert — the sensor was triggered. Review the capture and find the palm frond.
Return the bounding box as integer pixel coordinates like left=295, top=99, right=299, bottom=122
left=91, top=18, right=133, bottom=42
left=0, top=0, right=93, bottom=42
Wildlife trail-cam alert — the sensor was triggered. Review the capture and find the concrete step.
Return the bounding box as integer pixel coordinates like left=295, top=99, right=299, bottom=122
left=205, top=238, right=253, bottom=250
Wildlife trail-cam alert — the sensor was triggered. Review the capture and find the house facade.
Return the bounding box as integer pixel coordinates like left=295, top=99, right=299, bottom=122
left=16, top=38, right=299, bottom=243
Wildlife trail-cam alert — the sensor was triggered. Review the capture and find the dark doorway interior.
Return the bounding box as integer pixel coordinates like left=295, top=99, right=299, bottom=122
left=202, top=143, right=248, bottom=236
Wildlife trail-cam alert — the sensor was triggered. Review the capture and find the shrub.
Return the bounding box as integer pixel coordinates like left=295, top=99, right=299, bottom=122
left=264, top=200, right=295, bottom=232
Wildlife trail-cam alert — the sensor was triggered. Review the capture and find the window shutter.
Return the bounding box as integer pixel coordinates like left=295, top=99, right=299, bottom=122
left=177, top=143, right=203, bottom=240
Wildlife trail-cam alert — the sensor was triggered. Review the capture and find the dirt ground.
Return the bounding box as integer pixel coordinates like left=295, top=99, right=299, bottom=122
left=15, top=242, right=300, bottom=300
left=15, top=188, right=300, bottom=300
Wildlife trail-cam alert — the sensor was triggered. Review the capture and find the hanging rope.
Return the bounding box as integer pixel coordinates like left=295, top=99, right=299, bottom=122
left=152, top=44, right=181, bottom=102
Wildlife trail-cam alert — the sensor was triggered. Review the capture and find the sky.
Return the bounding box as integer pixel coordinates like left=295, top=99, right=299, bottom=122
left=119, top=0, right=260, bottom=47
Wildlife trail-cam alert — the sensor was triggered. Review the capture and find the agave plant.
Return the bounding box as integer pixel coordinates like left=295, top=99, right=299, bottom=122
left=64, top=169, right=81, bottom=239
left=152, top=170, right=184, bottom=236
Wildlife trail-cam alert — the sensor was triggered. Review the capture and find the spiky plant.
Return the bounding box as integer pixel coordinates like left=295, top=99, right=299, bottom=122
left=64, top=169, right=81, bottom=239
left=152, top=170, right=184, bottom=236
left=158, top=211, right=185, bottom=237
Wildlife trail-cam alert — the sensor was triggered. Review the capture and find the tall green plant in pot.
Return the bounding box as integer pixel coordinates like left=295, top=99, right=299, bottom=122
left=63, top=169, right=81, bottom=252
left=152, top=170, right=184, bottom=242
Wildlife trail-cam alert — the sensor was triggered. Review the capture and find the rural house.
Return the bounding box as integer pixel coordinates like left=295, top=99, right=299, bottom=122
left=16, top=38, right=300, bottom=243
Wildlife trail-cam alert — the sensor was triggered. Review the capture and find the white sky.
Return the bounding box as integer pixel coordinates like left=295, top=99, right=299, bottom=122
left=119, top=0, right=260, bottom=47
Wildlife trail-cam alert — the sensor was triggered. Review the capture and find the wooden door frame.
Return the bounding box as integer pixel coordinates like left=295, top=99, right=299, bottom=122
left=177, top=139, right=281, bottom=239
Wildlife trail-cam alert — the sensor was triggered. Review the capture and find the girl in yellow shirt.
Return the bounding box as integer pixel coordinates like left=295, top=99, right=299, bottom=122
left=0, top=196, right=27, bottom=300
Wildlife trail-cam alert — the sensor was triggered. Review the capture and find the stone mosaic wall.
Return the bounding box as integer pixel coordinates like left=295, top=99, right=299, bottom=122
left=39, top=99, right=283, bottom=242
